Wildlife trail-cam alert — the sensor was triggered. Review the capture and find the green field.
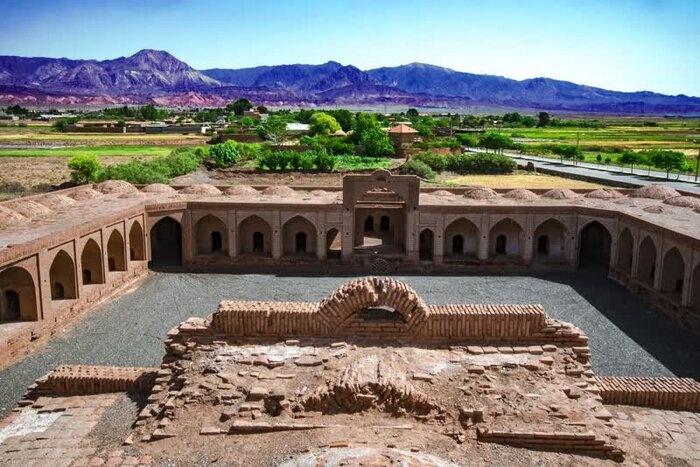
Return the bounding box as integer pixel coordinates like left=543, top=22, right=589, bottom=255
left=0, top=145, right=174, bottom=158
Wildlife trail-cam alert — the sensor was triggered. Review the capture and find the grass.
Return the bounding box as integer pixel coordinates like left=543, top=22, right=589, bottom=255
left=335, top=156, right=394, bottom=171
left=0, top=145, right=175, bottom=158
left=441, top=172, right=602, bottom=189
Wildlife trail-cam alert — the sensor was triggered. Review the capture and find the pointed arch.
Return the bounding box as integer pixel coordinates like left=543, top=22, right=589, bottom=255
left=326, top=228, right=341, bottom=259
left=533, top=218, right=567, bottom=260
left=107, top=230, right=126, bottom=272
left=50, top=250, right=77, bottom=300
left=444, top=218, right=480, bottom=258
left=489, top=218, right=523, bottom=258
left=282, top=215, right=316, bottom=255
left=195, top=214, right=228, bottom=255
left=419, top=228, right=434, bottom=261
left=150, top=217, right=182, bottom=266
left=128, top=221, right=145, bottom=261
left=81, top=239, right=104, bottom=285
left=0, top=267, right=37, bottom=321
left=617, top=228, right=633, bottom=273
left=636, top=236, right=657, bottom=284
left=578, top=221, right=611, bottom=269
left=239, top=215, right=272, bottom=255
left=660, top=248, right=685, bottom=295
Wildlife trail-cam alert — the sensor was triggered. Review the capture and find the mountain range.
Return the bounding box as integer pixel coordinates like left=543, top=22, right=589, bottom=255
left=0, top=49, right=698, bottom=114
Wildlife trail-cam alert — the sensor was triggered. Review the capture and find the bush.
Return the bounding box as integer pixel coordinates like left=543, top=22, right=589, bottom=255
left=94, top=147, right=203, bottom=184
left=455, top=133, right=477, bottom=146
left=209, top=141, right=241, bottom=167
left=399, top=159, right=436, bottom=180
left=447, top=153, right=516, bottom=174
left=67, top=154, right=102, bottom=184
left=412, top=152, right=448, bottom=172
left=414, top=138, right=461, bottom=150
left=255, top=149, right=337, bottom=172
left=162, top=150, right=200, bottom=176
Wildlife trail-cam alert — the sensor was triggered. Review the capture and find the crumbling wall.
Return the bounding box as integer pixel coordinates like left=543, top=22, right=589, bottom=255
left=595, top=376, right=700, bottom=411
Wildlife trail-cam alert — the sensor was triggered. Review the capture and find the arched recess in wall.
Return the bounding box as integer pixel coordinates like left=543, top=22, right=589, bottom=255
left=282, top=216, right=316, bottom=255
left=150, top=217, right=182, bottom=267
left=636, top=236, right=657, bottom=284
left=326, top=228, right=341, bottom=259
left=617, top=228, right=633, bottom=273
left=578, top=221, right=611, bottom=269
left=0, top=267, right=38, bottom=321
left=489, top=218, right=523, bottom=258
left=419, top=229, right=434, bottom=261
left=533, top=218, right=567, bottom=260
left=81, top=239, right=104, bottom=285
left=239, top=215, right=272, bottom=256
left=107, top=230, right=126, bottom=272
left=691, top=264, right=700, bottom=311
left=443, top=218, right=479, bottom=258
left=128, top=222, right=145, bottom=261
left=195, top=214, right=228, bottom=255
left=660, top=248, right=685, bottom=295
left=50, top=250, right=77, bottom=300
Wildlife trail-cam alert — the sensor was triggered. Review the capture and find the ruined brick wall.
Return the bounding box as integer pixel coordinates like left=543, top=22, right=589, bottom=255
left=595, top=376, right=700, bottom=411
left=211, top=301, right=325, bottom=336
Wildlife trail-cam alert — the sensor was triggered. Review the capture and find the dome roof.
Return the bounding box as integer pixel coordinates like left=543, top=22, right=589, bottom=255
left=463, top=187, right=498, bottom=199
left=542, top=189, right=579, bottom=200
left=585, top=188, right=623, bottom=200
left=630, top=184, right=679, bottom=200
left=179, top=184, right=222, bottom=196
left=504, top=189, right=539, bottom=201
left=96, top=180, right=138, bottom=195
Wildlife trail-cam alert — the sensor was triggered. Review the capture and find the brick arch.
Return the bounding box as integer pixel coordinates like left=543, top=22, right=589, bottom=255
left=107, top=229, right=126, bottom=272
left=195, top=214, right=228, bottom=255
left=616, top=227, right=634, bottom=272
left=50, top=249, right=77, bottom=300
left=128, top=221, right=145, bottom=261
left=636, top=235, right=657, bottom=284
left=317, top=277, right=429, bottom=330
left=238, top=214, right=272, bottom=255
left=0, top=266, right=38, bottom=321
left=533, top=218, right=568, bottom=259
left=660, top=247, right=685, bottom=295
left=282, top=215, right=317, bottom=255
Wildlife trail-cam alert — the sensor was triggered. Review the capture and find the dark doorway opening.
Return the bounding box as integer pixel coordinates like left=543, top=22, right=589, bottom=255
left=211, top=231, right=223, bottom=252
left=578, top=222, right=611, bottom=269
left=150, top=217, right=182, bottom=267
left=495, top=235, right=507, bottom=255
left=295, top=232, right=307, bottom=253
left=380, top=215, right=390, bottom=231
left=253, top=232, right=264, bottom=253
left=537, top=235, right=550, bottom=255
left=364, top=216, right=374, bottom=232
left=4, top=290, right=20, bottom=320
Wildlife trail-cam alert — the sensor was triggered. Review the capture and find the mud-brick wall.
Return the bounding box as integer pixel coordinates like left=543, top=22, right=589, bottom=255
left=211, top=301, right=326, bottom=336
left=595, top=376, right=700, bottom=411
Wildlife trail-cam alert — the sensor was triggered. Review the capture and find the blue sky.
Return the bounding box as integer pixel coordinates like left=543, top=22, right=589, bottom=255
left=1, top=0, right=698, bottom=96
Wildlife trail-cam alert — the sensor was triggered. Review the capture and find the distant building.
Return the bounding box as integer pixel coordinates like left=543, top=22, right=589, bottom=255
left=388, top=123, right=420, bottom=146
left=286, top=123, right=310, bottom=134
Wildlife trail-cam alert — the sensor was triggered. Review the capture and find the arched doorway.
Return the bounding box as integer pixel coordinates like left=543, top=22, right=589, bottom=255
left=444, top=218, right=479, bottom=258
left=380, top=215, right=390, bottom=232
left=150, top=217, right=182, bottom=266
left=195, top=214, right=228, bottom=255
left=107, top=230, right=126, bottom=272
left=0, top=267, right=37, bottom=321
left=128, top=222, right=145, bottom=261
left=489, top=218, right=523, bottom=258
left=239, top=215, right=272, bottom=256
left=636, top=236, right=657, bottom=284
left=81, top=239, right=104, bottom=285
left=50, top=250, right=77, bottom=300
left=282, top=216, right=316, bottom=256
left=327, top=228, right=341, bottom=259
left=661, top=248, right=685, bottom=296
left=364, top=216, right=374, bottom=232
left=691, top=264, right=700, bottom=311
left=617, top=228, right=633, bottom=273
left=578, top=221, right=611, bottom=269
left=419, top=229, right=433, bottom=261
left=533, top=219, right=567, bottom=260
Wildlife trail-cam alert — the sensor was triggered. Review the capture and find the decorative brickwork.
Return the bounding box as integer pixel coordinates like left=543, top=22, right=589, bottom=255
left=595, top=376, right=700, bottom=411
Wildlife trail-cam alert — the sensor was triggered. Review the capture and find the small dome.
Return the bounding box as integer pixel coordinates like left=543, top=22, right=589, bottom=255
left=664, top=196, right=700, bottom=209
left=431, top=190, right=456, bottom=198
left=37, top=194, right=77, bottom=210
left=96, top=180, right=138, bottom=195
left=0, top=205, right=26, bottom=227
left=504, top=189, right=539, bottom=201
left=4, top=200, right=53, bottom=218
left=542, top=189, right=579, bottom=200
left=309, top=189, right=331, bottom=197
left=141, top=183, right=177, bottom=194
left=262, top=185, right=296, bottom=197
left=179, top=184, right=222, bottom=196
left=118, top=192, right=143, bottom=199
left=225, top=185, right=259, bottom=196
left=630, top=184, right=679, bottom=200
left=643, top=205, right=666, bottom=214
left=585, top=188, right=623, bottom=200
left=68, top=187, right=102, bottom=201
left=463, top=187, right=498, bottom=200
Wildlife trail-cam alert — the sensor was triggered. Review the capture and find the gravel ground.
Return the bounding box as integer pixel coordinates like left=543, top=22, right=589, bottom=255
left=1, top=271, right=698, bottom=416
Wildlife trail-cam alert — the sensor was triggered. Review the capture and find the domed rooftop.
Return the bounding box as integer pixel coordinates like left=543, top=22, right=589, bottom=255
left=179, top=184, right=222, bottom=196
left=0, top=205, right=26, bottom=227
left=542, top=189, right=579, bottom=200
left=643, top=205, right=667, bottom=214
left=585, top=188, right=624, bottom=200
left=224, top=185, right=259, bottom=196
left=141, top=183, right=177, bottom=194
left=4, top=200, right=53, bottom=218
left=96, top=180, right=138, bottom=195
left=68, top=187, right=102, bottom=201
left=37, top=194, right=77, bottom=210
left=504, top=189, right=539, bottom=201
left=431, top=190, right=456, bottom=198
left=663, top=196, right=700, bottom=209
left=463, top=187, right=498, bottom=200
left=262, top=185, right=296, bottom=197
left=630, top=184, right=679, bottom=200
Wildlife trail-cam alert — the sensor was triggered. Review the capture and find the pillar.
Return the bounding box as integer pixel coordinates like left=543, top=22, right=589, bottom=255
left=522, top=216, right=534, bottom=266
left=272, top=210, right=282, bottom=260
left=227, top=210, right=237, bottom=258
left=342, top=208, right=354, bottom=262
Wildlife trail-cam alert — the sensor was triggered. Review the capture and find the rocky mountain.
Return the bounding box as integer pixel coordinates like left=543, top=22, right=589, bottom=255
left=1, top=50, right=698, bottom=114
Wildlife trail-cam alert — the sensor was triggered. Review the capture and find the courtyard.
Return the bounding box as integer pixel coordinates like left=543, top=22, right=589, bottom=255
left=1, top=271, right=698, bottom=417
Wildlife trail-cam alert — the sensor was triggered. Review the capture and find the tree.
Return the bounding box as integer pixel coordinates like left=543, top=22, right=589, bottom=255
left=257, top=116, right=289, bottom=145
left=309, top=112, right=341, bottom=136
left=406, top=108, right=419, bottom=119
left=361, top=126, right=395, bottom=157
left=328, top=109, right=353, bottom=131
left=619, top=151, right=643, bottom=174
left=646, top=150, right=687, bottom=179
left=67, top=154, right=101, bottom=184
left=227, top=98, right=253, bottom=116
left=209, top=141, right=241, bottom=168
left=537, top=111, right=551, bottom=128
left=551, top=144, right=582, bottom=164
left=240, top=116, right=257, bottom=127
left=256, top=105, right=269, bottom=114
left=140, top=105, right=159, bottom=121
left=478, top=132, right=514, bottom=154
left=351, top=112, right=380, bottom=144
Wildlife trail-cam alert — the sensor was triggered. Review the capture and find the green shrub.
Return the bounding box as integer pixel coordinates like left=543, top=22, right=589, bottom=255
left=399, top=159, right=436, bottom=180
left=414, top=138, right=461, bottom=150
left=255, top=149, right=337, bottom=172
left=447, top=153, right=516, bottom=174
left=313, top=150, right=337, bottom=171
left=67, top=154, right=102, bottom=184
left=209, top=141, right=241, bottom=167
left=162, top=150, right=200, bottom=176
left=455, top=133, right=477, bottom=146
left=412, top=152, right=448, bottom=172
left=98, top=160, right=170, bottom=184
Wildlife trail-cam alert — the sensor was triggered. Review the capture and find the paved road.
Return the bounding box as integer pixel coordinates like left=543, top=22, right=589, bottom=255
left=0, top=271, right=698, bottom=417
left=469, top=149, right=700, bottom=194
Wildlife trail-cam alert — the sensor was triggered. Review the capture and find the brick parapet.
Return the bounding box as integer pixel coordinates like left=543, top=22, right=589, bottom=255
left=595, top=376, right=700, bottom=411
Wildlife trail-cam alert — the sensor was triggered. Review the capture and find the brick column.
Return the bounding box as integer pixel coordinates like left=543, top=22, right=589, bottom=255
left=182, top=210, right=193, bottom=265
left=433, top=219, right=444, bottom=265
left=317, top=212, right=326, bottom=260
left=652, top=244, right=664, bottom=290
left=630, top=228, right=641, bottom=280
left=681, top=256, right=693, bottom=308
left=405, top=210, right=419, bottom=262
left=272, top=210, right=282, bottom=260
left=522, top=216, right=534, bottom=265
left=227, top=211, right=237, bottom=258
left=341, top=209, right=353, bottom=262
left=477, top=214, right=489, bottom=261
